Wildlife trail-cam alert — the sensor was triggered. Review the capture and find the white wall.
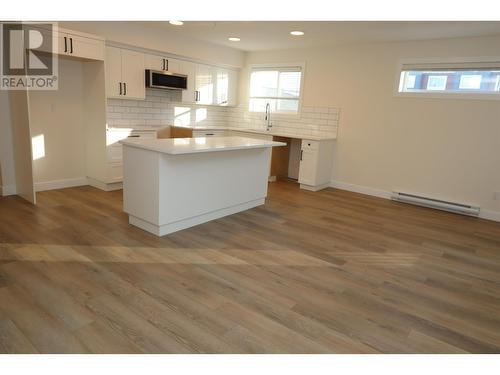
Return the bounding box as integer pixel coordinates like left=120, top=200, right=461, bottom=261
left=0, top=91, right=17, bottom=195
left=59, top=22, right=245, bottom=68
left=242, top=34, right=500, bottom=216
left=28, top=58, right=87, bottom=187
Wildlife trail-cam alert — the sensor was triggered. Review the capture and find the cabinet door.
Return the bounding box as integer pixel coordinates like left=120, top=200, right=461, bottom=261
left=178, top=60, right=197, bottom=103
left=105, top=46, right=122, bottom=98
left=298, top=149, right=318, bottom=186
left=121, top=49, right=145, bottom=100
left=144, top=54, right=164, bottom=71
left=145, top=54, right=181, bottom=72
left=195, top=64, right=215, bottom=105
left=68, top=34, right=104, bottom=61
left=57, top=32, right=69, bottom=55
left=165, top=57, right=181, bottom=73
left=227, top=69, right=238, bottom=106
left=215, top=68, right=229, bottom=105
left=31, top=27, right=66, bottom=55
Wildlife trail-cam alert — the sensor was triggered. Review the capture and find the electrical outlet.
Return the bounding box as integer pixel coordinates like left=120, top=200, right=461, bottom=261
left=493, top=191, right=500, bottom=200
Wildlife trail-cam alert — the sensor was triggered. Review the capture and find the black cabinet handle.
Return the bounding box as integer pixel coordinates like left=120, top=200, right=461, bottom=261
left=119, top=82, right=122, bottom=95
left=69, top=38, right=73, bottom=53
left=124, top=83, right=127, bottom=95
left=206, top=133, right=214, bottom=136
left=127, top=135, right=140, bottom=138
left=162, top=59, right=165, bottom=70
left=300, top=150, right=303, bottom=161
left=166, top=59, right=169, bottom=71
left=64, top=37, right=67, bottom=53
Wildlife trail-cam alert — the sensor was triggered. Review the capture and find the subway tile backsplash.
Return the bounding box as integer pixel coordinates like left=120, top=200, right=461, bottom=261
left=107, top=88, right=340, bottom=138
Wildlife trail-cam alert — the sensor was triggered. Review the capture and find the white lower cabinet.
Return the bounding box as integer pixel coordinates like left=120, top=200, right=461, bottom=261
left=101, top=129, right=157, bottom=189
left=298, top=139, right=335, bottom=191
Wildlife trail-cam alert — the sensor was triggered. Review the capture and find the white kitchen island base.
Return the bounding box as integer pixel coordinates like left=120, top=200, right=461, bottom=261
left=121, top=137, right=285, bottom=236
left=129, top=198, right=265, bottom=236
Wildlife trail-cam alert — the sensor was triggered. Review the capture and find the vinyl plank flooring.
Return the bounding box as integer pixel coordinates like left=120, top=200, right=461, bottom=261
left=0, top=181, right=499, bottom=353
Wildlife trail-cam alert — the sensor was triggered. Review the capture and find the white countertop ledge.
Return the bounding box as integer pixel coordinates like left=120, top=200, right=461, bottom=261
left=120, top=136, right=286, bottom=155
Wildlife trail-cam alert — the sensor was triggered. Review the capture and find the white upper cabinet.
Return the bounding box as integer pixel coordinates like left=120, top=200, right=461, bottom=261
left=195, top=64, right=215, bottom=105
left=59, top=32, right=105, bottom=60
left=177, top=60, right=197, bottom=103
left=106, top=46, right=145, bottom=100
left=105, top=45, right=237, bottom=105
left=190, top=64, right=238, bottom=106
left=145, top=54, right=181, bottom=73
left=33, top=26, right=104, bottom=61
left=215, top=67, right=238, bottom=106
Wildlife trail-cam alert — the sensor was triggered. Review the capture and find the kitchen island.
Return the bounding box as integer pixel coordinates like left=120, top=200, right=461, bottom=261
left=120, top=136, right=286, bottom=236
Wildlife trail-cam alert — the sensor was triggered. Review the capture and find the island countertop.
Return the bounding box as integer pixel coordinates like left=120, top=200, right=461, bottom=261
left=120, top=136, right=286, bottom=155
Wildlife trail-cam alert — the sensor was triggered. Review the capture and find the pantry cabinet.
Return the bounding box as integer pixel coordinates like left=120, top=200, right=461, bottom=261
left=105, top=47, right=145, bottom=100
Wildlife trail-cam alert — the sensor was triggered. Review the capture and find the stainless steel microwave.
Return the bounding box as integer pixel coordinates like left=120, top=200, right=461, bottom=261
left=145, top=69, right=188, bottom=90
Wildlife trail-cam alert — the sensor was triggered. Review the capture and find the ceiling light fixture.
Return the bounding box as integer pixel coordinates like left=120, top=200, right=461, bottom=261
left=169, top=20, right=184, bottom=26
left=228, top=37, right=241, bottom=42
left=290, top=31, right=304, bottom=36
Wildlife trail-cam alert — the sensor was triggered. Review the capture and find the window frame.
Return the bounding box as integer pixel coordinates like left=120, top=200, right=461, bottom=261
left=394, top=57, right=500, bottom=101
left=248, top=63, right=306, bottom=116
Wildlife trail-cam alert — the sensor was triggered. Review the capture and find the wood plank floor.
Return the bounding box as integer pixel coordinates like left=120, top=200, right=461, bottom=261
left=1, top=181, right=500, bottom=353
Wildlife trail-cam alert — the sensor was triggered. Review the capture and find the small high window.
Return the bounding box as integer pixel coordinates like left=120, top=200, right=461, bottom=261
left=398, top=60, right=500, bottom=98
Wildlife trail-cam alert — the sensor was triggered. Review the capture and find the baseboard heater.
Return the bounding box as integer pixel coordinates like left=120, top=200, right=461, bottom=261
left=391, top=192, right=480, bottom=217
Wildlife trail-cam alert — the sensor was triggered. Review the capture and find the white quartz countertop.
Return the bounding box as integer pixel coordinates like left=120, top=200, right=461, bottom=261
left=182, top=126, right=336, bottom=141
left=120, top=136, right=286, bottom=155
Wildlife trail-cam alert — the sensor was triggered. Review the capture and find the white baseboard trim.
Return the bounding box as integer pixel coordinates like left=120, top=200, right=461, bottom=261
left=87, top=178, right=123, bottom=192
left=330, top=179, right=500, bottom=223
left=330, top=180, right=392, bottom=200
left=35, top=177, right=88, bottom=192
left=479, top=209, right=500, bottom=223
left=1, top=184, right=16, bottom=196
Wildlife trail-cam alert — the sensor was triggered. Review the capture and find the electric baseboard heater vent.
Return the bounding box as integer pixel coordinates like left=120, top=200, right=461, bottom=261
left=391, top=192, right=480, bottom=217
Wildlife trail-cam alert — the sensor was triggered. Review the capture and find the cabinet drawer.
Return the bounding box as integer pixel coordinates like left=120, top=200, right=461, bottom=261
left=192, top=130, right=226, bottom=137
left=301, top=139, right=319, bottom=151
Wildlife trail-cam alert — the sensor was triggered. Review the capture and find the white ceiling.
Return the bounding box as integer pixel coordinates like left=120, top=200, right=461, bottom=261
left=140, top=21, right=500, bottom=52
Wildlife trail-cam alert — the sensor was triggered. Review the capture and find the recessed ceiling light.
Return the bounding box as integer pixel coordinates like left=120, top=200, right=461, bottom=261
left=228, top=37, right=241, bottom=42
left=169, top=20, right=184, bottom=26
left=290, top=31, right=304, bottom=36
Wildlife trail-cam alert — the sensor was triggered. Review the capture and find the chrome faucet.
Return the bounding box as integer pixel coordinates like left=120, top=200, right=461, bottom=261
left=265, top=102, right=272, bottom=131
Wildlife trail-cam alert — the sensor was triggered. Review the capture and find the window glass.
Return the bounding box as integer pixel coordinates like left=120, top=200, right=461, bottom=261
left=399, top=67, right=500, bottom=94
left=249, top=67, right=302, bottom=113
